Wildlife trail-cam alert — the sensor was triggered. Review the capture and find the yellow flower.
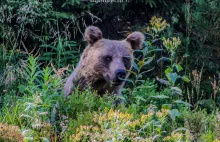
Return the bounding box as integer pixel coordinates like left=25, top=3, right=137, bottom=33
left=156, top=111, right=163, bottom=118
left=0, top=123, right=23, bottom=142
left=163, top=37, right=181, bottom=52
left=163, top=132, right=184, bottom=141
left=141, top=112, right=154, bottom=123
left=171, top=132, right=183, bottom=140
left=163, top=136, right=172, bottom=141
left=149, top=16, right=168, bottom=33
left=128, top=120, right=140, bottom=129
left=16, top=49, right=20, bottom=53
left=92, top=126, right=100, bottom=132
left=162, top=109, right=170, bottom=115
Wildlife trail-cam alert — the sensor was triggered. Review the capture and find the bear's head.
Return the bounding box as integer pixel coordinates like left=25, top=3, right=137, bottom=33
left=82, top=26, right=145, bottom=88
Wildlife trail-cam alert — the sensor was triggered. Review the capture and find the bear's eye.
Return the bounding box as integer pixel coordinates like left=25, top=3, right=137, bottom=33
left=103, top=56, right=112, bottom=62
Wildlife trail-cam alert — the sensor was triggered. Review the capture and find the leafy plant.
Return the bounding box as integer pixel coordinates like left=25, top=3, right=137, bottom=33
left=1, top=56, right=62, bottom=141
left=39, top=38, right=79, bottom=68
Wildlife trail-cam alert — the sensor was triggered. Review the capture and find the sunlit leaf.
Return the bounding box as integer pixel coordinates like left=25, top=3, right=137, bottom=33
left=148, top=49, right=164, bottom=53
left=171, top=87, right=182, bottom=96
left=162, top=104, right=172, bottom=109
left=174, top=100, right=192, bottom=107
left=151, top=95, right=169, bottom=99
left=134, top=96, right=147, bottom=102
left=138, top=60, right=145, bottom=69
left=167, top=73, right=178, bottom=84
left=169, top=109, right=181, bottom=121
left=165, top=67, right=172, bottom=76
left=144, top=57, right=154, bottom=65
left=159, top=79, right=170, bottom=85
left=182, top=76, right=190, bottom=83
left=173, top=127, right=188, bottom=133
left=126, top=70, right=137, bottom=76
left=173, top=63, right=183, bottom=72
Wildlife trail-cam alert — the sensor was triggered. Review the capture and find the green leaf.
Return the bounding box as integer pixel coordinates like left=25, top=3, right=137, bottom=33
left=173, top=127, right=188, bottom=133
left=145, top=33, right=153, bottom=38
left=133, top=50, right=143, bottom=54
left=24, top=137, right=34, bottom=142
left=123, top=78, right=135, bottom=87
left=196, top=99, right=216, bottom=110
left=132, top=62, right=139, bottom=71
left=173, top=63, right=183, bottom=72
left=169, top=109, right=181, bottom=121
left=143, top=42, right=149, bottom=55
left=136, top=79, right=145, bottom=84
left=117, top=96, right=127, bottom=103
left=134, top=96, right=147, bottom=102
left=43, top=52, right=57, bottom=56
left=157, top=78, right=170, bottom=85
left=138, top=60, right=145, bottom=69
left=148, top=48, right=163, bottom=53
left=183, top=53, right=190, bottom=58
left=151, top=95, right=169, bottom=99
left=144, top=57, right=154, bottom=65
left=174, top=100, right=192, bottom=107
left=167, top=73, right=178, bottom=84
left=157, top=57, right=171, bottom=64
left=38, top=57, right=52, bottom=61
left=40, top=45, right=57, bottom=50
left=162, top=104, right=172, bottom=110
left=182, top=76, right=190, bottom=83
left=126, top=70, right=137, bottom=76
left=42, top=138, right=50, bottom=142
left=18, top=85, right=26, bottom=93
left=171, top=52, right=176, bottom=58
left=165, top=67, right=172, bottom=76
left=171, top=87, right=182, bottom=96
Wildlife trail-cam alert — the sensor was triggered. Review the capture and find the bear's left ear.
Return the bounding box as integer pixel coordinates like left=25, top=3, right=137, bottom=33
left=126, top=32, right=145, bottom=50
left=84, top=26, right=103, bottom=45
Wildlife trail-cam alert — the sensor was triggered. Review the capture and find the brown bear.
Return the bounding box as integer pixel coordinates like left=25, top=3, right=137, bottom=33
left=64, top=26, right=144, bottom=97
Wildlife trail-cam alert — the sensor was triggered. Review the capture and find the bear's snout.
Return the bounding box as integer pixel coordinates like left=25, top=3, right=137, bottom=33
left=115, top=69, right=126, bottom=83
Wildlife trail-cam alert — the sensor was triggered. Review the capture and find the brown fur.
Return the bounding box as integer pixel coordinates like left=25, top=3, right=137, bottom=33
left=64, top=26, right=145, bottom=97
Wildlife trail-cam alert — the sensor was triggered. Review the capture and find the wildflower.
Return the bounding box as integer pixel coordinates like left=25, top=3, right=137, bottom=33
left=129, top=120, right=140, bottom=129
left=163, top=135, right=172, bottom=141
left=150, top=16, right=168, bottom=33
left=141, top=112, right=154, bottom=123
left=0, top=123, right=23, bottom=142
left=156, top=111, right=163, bottom=118
left=162, top=37, right=181, bottom=53
left=185, top=130, right=193, bottom=141
left=16, top=49, right=20, bottom=53
left=162, top=109, right=170, bottom=115
left=163, top=132, right=183, bottom=141
left=171, top=132, right=183, bottom=141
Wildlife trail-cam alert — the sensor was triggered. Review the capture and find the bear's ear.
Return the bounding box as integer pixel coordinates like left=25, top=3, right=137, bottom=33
left=126, top=32, right=145, bottom=50
left=84, top=26, right=103, bottom=45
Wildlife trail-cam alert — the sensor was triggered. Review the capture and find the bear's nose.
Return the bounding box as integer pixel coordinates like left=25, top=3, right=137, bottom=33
left=115, top=69, right=126, bottom=82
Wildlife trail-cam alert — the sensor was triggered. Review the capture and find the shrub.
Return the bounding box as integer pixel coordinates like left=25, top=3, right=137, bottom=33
left=0, top=123, right=23, bottom=142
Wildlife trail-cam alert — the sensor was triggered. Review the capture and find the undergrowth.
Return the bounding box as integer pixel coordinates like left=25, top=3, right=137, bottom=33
left=0, top=13, right=220, bottom=142
left=0, top=55, right=220, bottom=141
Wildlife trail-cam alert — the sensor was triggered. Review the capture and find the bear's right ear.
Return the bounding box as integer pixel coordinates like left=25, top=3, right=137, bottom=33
left=126, top=32, right=145, bottom=50
left=84, top=26, right=103, bottom=45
